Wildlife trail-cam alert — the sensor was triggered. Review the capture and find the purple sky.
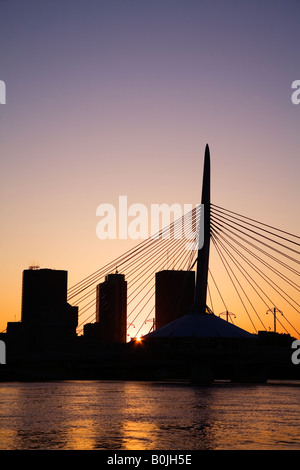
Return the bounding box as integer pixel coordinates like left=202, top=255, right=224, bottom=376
left=0, top=0, right=299, bottom=334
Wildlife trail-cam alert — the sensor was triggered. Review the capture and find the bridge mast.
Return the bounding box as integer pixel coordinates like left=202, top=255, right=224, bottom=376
left=194, top=144, right=211, bottom=314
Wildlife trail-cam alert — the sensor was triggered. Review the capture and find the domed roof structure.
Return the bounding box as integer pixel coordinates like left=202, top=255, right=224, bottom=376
left=143, top=310, right=255, bottom=340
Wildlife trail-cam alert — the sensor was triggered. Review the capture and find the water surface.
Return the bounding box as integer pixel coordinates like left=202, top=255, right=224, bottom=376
left=0, top=380, right=299, bottom=450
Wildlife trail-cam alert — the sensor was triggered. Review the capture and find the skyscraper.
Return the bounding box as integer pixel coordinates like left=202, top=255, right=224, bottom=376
left=96, top=273, right=127, bottom=344
left=18, top=267, right=78, bottom=352
left=21, top=267, right=68, bottom=324
left=155, top=270, right=195, bottom=330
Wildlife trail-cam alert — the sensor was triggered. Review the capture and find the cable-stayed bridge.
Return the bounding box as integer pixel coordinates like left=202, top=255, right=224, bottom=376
left=2, top=144, right=299, bottom=383
left=68, top=146, right=300, bottom=342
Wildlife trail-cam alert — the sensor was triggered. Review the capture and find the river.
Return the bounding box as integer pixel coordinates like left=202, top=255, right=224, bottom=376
left=0, top=380, right=299, bottom=450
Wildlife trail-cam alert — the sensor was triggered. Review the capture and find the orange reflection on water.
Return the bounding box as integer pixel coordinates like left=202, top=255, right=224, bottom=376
left=62, top=419, right=96, bottom=450
left=121, top=420, right=159, bottom=450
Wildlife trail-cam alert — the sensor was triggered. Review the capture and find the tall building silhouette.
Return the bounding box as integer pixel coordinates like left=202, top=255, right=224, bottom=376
left=155, top=270, right=195, bottom=330
left=21, top=267, right=68, bottom=324
left=96, top=273, right=127, bottom=344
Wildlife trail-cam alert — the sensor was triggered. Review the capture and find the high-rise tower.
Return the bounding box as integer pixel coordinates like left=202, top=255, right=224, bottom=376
left=155, top=270, right=195, bottom=330
left=96, top=273, right=127, bottom=344
left=21, top=267, right=68, bottom=324
left=8, top=267, right=78, bottom=354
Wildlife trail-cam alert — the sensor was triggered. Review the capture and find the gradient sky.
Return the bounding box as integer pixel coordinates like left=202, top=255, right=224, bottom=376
left=0, top=0, right=299, bottom=335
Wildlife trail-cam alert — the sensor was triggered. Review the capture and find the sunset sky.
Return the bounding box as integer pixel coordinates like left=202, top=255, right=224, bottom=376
left=0, top=0, right=299, bottom=336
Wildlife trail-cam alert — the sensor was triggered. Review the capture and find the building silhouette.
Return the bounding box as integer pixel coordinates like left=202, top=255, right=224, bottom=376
left=2, top=145, right=298, bottom=383
left=6, top=267, right=78, bottom=357
left=96, top=273, right=127, bottom=344
left=155, top=270, right=195, bottom=330
left=21, top=267, right=68, bottom=324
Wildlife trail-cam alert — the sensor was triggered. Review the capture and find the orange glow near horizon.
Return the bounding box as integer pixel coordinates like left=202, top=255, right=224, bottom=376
left=0, top=199, right=299, bottom=340
left=0, top=1, right=299, bottom=340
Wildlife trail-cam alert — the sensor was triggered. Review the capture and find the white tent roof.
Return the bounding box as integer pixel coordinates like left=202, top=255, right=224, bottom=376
left=143, top=313, right=255, bottom=339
